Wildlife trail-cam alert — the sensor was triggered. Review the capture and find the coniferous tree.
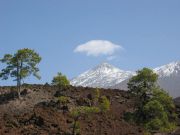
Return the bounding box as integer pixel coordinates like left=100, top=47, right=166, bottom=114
left=52, top=72, right=70, bottom=89
left=127, top=68, right=177, bottom=132
left=0, top=48, right=41, bottom=98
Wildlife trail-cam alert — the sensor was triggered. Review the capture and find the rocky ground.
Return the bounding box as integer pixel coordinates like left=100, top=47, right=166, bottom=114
left=0, top=84, right=144, bottom=135
left=1, top=84, right=180, bottom=135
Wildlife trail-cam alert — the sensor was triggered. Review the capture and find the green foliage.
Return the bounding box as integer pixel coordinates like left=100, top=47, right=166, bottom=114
left=152, top=88, right=176, bottom=118
left=145, top=118, right=176, bottom=133
left=99, top=96, right=110, bottom=113
left=58, top=96, right=69, bottom=105
left=0, top=48, right=41, bottom=98
left=0, top=48, right=41, bottom=80
left=159, top=122, right=177, bottom=133
left=52, top=72, right=70, bottom=88
left=128, top=68, right=158, bottom=104
left=70, top=90, right=111, bottom=135
left=145, top=118, right=164, bottom=131
left=71, top=106, right=100, bottom=118
left=143, top=99, right=176, bottom=132
left=143, top=100, right=165, bottom=119
left=127, top=68, right=177, bottom=133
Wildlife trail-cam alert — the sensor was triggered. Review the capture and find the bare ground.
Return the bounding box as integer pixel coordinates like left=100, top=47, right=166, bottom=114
left=0, top=85, right=152, bottom=135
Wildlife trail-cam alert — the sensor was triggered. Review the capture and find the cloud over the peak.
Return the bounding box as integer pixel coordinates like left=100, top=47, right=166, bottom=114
left=74, top=40, right=123, bottom=57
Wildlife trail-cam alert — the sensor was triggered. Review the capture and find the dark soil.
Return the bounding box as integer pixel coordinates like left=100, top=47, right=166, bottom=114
left=0, top=85, right=147, bottom=135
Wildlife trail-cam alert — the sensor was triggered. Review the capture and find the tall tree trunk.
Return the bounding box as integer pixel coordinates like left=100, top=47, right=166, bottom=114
left=19, top=60, right=23, bottom=98
left=16, top=61, right=21, bottom=99
left=17, top=77, right=19, bottom=98
left=18, top=79, right=21, bottom=98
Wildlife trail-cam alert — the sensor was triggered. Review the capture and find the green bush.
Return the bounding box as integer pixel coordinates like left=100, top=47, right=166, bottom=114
left=58, top=96, right=69, bottom=105
left=145, top=118, right=164, bottom=131
left=99, top=96, right=110, bottom=113
left=52, top=72, right=70, bottom=88
left=160, top=122, right=177, bottom=132
left=71, top=106, right=100, bottom=118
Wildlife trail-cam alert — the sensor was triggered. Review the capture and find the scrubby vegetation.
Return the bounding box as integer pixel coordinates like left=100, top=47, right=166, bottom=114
left=70, top=89, right=110, bottom=135
left=71, top=106, right=100, bottom=135
left=126, top=68, right=177, bottom=134
left=58, top=96, right=70, bottom=106
left=99, top=96, right=110, bottom=113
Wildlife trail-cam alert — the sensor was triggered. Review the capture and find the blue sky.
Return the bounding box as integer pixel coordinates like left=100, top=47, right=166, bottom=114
left=0, top=0, right=180, bottom=85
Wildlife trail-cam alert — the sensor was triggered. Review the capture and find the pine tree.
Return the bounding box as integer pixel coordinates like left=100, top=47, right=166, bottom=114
left=127, top=68, right=177, bottom=132
left=0, top=48, right=41, bottom=98
left=52, top=72, right=70, bottom=89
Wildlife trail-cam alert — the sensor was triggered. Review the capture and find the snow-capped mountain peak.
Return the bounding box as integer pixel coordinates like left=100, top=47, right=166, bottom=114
left=70, top=62, right=135, bottom=88
left=154, top=61, right=180, bottom=77
left=92, top=62, right=124, bottom=74
left=70, top=61, right=180, bottom=98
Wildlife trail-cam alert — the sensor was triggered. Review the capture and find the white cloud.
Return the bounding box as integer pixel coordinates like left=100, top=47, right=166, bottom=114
left=74, top=40, right=123, bottom=57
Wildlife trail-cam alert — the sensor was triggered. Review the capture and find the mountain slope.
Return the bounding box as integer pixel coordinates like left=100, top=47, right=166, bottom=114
left=114, top=61, right=180, bottom=98
left=71, top=61, right=180, bottom=98
left=70, top=63, right=135, bottom=88
left=154, top=61, right=180, bottom=97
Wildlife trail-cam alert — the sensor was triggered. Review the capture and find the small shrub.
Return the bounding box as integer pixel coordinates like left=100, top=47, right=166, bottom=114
left=71, top=106, right=100, bottom=118
left=160, top=122, right=177, bottom=133
left=52, top=72, right=70, bottom=89
left=145, top=118, right=163, bottom=131
left=58, top=96, right=69, bottom=105
left=99, top=96, right=110, bottom=113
